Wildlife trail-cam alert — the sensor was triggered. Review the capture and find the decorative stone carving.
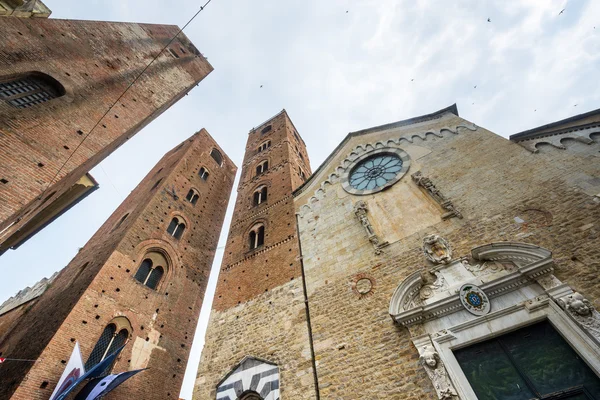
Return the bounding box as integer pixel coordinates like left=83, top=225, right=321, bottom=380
left=458, top=284, right=491, bottom=316
left=417, top=343, right=459, bottom=399
left=412, top=171, right=462, bottom=220
left=558, top=292, right=600, bottom=342
left=353, top=201, right=388, bottom=254
left=422, top=234, right=452, bottom=264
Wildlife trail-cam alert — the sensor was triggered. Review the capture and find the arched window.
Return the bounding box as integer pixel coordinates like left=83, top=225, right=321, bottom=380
left=256, top=160, right=269, bottom=176
left=253, top=186, right=268, bottom=206
left=299, top=168, right=306, bottom=180
left=185, top=189, right=199, bottom=205
left=210, top=149, right=223, bottom=166
left=257, top=140, right=271, bottom=153
left=249, top=224, right=265, bottom=250
left=167, top=217, right=185, bottom=239
left=84, top=317, right=131, bottom=374
left=261, top=125, right=272, bottom=135
left=199, top=167, right=209, bottom=181
left=0, top=73, right=65, bottom=108
left=111, top=213, right=129, bottom=232
left=151, top=178, right=162, bottom=190
left=134, top=253, right=167, bottom=290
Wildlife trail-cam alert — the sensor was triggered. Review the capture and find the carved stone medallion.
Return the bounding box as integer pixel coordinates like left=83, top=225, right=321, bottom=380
left=422, top=234, right=452, bottom=264
left=459, top=284, right=490, bottom=316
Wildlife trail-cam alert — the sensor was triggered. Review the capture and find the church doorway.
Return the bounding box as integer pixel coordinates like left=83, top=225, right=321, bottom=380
left=454, top=320, right=600, bottom=399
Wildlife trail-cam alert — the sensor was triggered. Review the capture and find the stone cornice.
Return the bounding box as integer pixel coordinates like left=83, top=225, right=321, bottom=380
left=221, top=234, right=296, bottom=272
left=230, top=195, right=292, bottom=229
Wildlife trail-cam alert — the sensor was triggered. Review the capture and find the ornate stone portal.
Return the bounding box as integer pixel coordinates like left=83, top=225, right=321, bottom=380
left=389, top=236, right=600, bottom=399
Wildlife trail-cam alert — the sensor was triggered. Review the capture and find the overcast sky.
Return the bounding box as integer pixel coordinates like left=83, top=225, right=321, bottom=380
left=1, top=0, right=599, bottom=398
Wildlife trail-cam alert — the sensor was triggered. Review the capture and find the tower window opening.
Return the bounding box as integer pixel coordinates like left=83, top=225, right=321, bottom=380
left=0, top=73, right=65, bottom=108
left=134, top=258, right=165, bottom=290
left=210, top=149, right=223, bottom=166
left=198, top=167, right=209, bottom=181
left=258, top=140, right=271, bottom=153
left=299, top=168, right=306, bottom=180
left=249, top=224, right=265, bottom=250
left=151, top=178, right=162, bottom=191
left=84, top=318, right=131, bottom=375
left=167, top=217, right=186, bottom=239
left=256, top=160, right=269, bottom=176
left=111, top=213, right=130, bottom=232
left=185, top=189, right=199, bottom=205
left=253, top=186, right=268, bottom=206
left=261, top=125, right=272, bottom=135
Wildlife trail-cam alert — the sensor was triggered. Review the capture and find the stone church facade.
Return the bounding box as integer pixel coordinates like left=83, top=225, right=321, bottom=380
left=196, top=105, right=600, bottom=399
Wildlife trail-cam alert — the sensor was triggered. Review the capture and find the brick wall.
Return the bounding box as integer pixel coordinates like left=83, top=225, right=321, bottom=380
left=0, top=17, right=212, bottom=250
left=211, top=111, right=311, bottom=311
left=0, top=129, right=236, bottom=400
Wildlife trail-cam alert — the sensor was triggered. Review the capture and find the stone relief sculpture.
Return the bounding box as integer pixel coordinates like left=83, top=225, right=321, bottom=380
left=558, top=292, right=600, bottom=342
left=353, top=201, right=388, bottom=254
left=412, top=171, right=463, bottom=220
left=422, top=234, right=452, bottom=264
left=418, top=344, right=459, bottom=399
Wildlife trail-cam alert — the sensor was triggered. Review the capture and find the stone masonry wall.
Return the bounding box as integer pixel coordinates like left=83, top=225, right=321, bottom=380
left=292, top=111, right=600, bottom=399
left=0, top=16, right=212, bottom=249
left=0, top=129, right=235, bottom=400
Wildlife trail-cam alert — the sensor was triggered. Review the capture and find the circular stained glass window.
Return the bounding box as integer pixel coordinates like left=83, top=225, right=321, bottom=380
left=349, top=153, right=403, bottom=191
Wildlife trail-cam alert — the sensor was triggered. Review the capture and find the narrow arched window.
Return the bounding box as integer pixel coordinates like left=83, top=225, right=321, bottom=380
left=0, top=73, right=65, bottom=108
left=299, top=168, right=306, bottom=180
left=133, top=253, right=168, bottom=290
left=253, top=186, right=268, bottom=206
left=185, top=189, right=199, bottom=205
left=210, top=149, right=223, bottom=166
left=199, top=167, right=209, bottom=181
left=167, top=217, right=185, bottom=239
left=257, top=140, right=271, bottom=153
left=111, top=213, right=129, bottom=232
left=84, top=319, right=130, bottom=374
left=256, top=160, right=269, bottom=176
left=151, top=178, right=162, bottom=190
left=261, top=125, right=272, bottom=134
left=249, top=224, right=265, bottom=250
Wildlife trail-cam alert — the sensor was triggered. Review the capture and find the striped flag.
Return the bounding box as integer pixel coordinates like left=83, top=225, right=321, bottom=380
left=74, top=368, right=147, bottom=400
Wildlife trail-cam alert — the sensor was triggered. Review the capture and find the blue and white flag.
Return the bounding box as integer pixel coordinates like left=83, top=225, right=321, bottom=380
left=74, top=368, right=147, bottom=400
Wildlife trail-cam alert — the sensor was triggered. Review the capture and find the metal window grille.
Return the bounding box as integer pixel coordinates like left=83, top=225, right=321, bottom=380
left=85, top=324, right=116, bottom=371
left=0, top=76, right=61, bottom=108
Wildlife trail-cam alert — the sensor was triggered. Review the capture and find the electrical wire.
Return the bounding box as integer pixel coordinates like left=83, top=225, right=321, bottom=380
left=38, top=0, right=213, bottom=202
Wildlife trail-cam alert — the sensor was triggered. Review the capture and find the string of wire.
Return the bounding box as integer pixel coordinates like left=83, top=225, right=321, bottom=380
left=39, top=0, right=213, bottom=201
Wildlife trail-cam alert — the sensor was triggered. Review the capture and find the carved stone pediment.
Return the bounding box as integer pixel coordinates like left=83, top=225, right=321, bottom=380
left=390, top=242, right=555, bottom=327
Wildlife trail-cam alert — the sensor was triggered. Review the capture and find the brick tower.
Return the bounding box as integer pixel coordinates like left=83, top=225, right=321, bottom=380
left=0, top=130, right=236, bottom=400
left=195, top=110, right=313, bottom=399
left=0, top=16, right=212, bottom=254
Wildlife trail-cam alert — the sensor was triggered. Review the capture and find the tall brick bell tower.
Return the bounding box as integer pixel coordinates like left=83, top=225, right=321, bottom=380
left=195, top=110, right=313, bottom=399
left=212, top=110, right=311, bottom=310
left=0, top=130, right=236, bottom=400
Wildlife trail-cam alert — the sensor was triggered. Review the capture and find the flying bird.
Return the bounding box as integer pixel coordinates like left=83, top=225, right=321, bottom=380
left=346, top=10, right=348, bottom=13
left=411, top=78, right=414, bottom=82
left=474, top=85, right=477, bottom=89
left=487, top=18, right=491, bottom=22
left=574, top=104, right=578, bottom=107
left=559, top=9, right=565, bottom=15
left=260, top=85, right=263, bottom=88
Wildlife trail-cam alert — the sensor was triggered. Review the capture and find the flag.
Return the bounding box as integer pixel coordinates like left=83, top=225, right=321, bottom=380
left=54, top=344, right=126, bottom=400
left=0, top=357, right=5, bottom=364
left=74, top=368, right=147, bottom=400
left=50, top=342, right=85, bottom=400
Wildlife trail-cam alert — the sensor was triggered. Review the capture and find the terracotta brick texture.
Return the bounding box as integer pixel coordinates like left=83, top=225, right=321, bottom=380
left=0, top=129, right=236, bottom=400
left=211, top=110, right=311, bottom=311
left=0, top=16, right=213, bottom=250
